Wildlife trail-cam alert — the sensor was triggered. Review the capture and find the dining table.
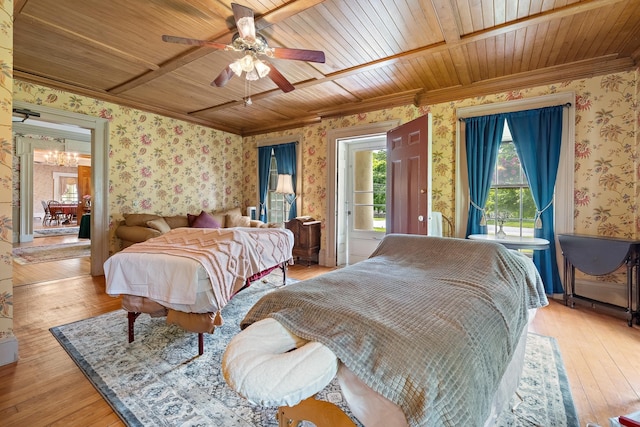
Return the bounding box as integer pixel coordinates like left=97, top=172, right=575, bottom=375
left=48, top=203, right=78, bottom=224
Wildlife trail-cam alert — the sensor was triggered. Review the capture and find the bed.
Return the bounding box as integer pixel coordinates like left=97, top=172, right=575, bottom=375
left=104, top=226, right=294, bottom=354
left=222, top=234, right=548, bottom=427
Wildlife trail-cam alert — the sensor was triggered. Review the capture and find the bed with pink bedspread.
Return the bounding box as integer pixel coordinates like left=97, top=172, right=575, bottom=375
left=104, top=226, right=294, bottom=354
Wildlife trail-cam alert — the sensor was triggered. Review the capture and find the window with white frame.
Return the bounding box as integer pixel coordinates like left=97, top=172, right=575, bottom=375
left=265, top=150, right=287, bottom=223
left=485, top=123, right=535, bottom=238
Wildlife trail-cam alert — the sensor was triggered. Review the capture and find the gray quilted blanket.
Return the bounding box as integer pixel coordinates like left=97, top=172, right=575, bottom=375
left=241, top=235, right=548, bottom=427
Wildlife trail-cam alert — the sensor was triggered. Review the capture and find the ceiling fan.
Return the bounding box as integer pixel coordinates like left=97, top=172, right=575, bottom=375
left=161, top=3, right=325, bottom=94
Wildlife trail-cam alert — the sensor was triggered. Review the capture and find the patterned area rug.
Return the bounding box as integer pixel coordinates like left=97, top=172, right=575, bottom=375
left=51, top=275, right=578, bottom=427
left=13, top=241, right=90, bottom=265
left=33, top=226, right=80, bottom=237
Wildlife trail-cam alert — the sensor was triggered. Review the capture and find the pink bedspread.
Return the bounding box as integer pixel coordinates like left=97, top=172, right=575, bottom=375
left=105, top=227, right=293, bottom=310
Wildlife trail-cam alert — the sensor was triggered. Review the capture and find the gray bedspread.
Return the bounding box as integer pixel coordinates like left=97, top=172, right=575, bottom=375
left=241, top=235, right=548, bottom=427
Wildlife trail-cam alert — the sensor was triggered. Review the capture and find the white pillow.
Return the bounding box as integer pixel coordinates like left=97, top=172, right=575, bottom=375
left=146, top=218, right=171, bottom=233
left=226, top=214, right=251, bottom=228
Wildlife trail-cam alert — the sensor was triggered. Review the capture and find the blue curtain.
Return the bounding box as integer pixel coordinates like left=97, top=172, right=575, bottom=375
left=273, top=142, right=297, bottom=221
left=464, top=114, right=505, bottom=236
left=257, top=146, right=272, bottom=222
left=506, top=106, right=564, bottom=294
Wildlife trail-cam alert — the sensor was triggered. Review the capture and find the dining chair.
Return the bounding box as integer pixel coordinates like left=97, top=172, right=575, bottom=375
left=47, top=200, right=65, bottom=226
left=41, top=200, right=53, bottom=226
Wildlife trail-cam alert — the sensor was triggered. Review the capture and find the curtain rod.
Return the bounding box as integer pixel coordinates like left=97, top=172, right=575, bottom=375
left=457, top=102, right=572, bottom=122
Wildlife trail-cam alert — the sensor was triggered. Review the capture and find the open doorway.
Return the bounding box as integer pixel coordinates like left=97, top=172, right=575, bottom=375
left=338, top=135, right=387, bottom=265
left=325, top=120, right=400, bottom=267
left=12, top=101, right=110, bottom=279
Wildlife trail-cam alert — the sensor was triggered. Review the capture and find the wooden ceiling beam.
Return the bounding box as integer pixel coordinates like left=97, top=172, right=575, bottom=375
left=418, top=54, right=634, bottom=105
left=241, top=115, right=322, bottom=137
left=313, top=89, right=422, bottom=118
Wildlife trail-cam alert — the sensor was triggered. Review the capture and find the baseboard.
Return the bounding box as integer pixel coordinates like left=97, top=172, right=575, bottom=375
left=0, top=335, right=19, bottom=366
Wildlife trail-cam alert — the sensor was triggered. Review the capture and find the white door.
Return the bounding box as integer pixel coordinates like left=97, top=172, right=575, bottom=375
left=345, top=136, right=386, bottom=264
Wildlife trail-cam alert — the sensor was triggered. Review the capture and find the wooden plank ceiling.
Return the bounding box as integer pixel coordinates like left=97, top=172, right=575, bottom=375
left=13, top=0, right=640, bottom=136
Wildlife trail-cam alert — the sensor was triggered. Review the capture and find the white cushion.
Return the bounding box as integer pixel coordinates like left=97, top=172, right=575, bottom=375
left=222, top=317, right=338, bottom=407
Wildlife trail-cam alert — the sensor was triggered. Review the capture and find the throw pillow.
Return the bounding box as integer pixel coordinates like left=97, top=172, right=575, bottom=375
left=192, top=211, right=221, bottom=229
left=226, top=214, right=251, bottom=228
left=146, top=218, right=171, bottom=234
left=187, top=213, right=197, bottom=227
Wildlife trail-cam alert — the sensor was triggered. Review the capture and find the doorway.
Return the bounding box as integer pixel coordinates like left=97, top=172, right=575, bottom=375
left=326, top=120, right=400, bottom=267
left=340, top=135, right=387, bottom=265
left=12, top=101, right=109, bottom=277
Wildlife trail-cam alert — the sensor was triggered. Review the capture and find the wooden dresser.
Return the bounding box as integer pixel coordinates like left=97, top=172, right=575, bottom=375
left=285, top=216, right=321, bottom=266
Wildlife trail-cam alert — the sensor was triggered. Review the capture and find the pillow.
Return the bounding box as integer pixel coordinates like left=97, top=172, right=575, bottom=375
left=191, top=211, right=221, bottom=229
left=124, top=213, right=161, bottom=227
left=210, top=211, right=227, bottom=228
left=226, top=214, right=251, bottom=228
left=163, top=215, right=189, bottom=229
left=187, top=213, right=198, bottom=227
left=146, top=218, right=171, bottom=233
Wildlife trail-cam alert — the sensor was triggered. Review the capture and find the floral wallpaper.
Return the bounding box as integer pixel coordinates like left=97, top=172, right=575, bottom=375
left=244, top=69, right=638, bottom=283
left=13, top=82, right=243, bottom=253
left=0, top=0, right=12, bottom=344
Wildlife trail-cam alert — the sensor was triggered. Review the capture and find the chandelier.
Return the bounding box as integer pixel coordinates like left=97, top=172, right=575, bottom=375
left=44, top=150, right=78, bottom=167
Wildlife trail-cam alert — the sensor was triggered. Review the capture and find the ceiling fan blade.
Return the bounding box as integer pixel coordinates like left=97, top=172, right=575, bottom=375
left=231, top=3, right=256, bottom=41
left=268, top=64, right=295, bottom=93
left=211, top=66, right=234, bottom=87
left=269, top=47, right=325, bottom=63
left=162, top=35, right=228, bottom=50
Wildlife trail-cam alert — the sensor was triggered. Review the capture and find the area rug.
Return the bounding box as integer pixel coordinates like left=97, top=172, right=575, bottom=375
left=13, top=241, right=90, bottom=265
left=51, top=277, right=579, bottom=427
left=33, top=226, right=80, bottom=237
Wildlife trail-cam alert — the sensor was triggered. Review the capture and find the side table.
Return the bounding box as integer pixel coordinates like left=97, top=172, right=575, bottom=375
left=285, top=217, right=321, bottom=266
left=558, top=233, right=640, bottom=326
left=468, top=234, right=550, bottom=251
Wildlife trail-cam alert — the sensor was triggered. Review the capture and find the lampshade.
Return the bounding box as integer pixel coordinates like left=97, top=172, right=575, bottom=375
left=254, top=60, right=270, bottom=78
left=275, top=174, right=294, bottom=194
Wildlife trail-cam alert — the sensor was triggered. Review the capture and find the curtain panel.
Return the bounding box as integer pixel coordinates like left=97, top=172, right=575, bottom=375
left=506, top=106, right=564, bottom=294
left=464, top=114, right=505, bottom=236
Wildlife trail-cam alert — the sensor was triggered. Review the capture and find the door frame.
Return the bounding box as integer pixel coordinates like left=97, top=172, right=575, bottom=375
left=325, top=120, right=399, bottom=267
left=13, top=101, right=110, bottom=276
left=344, top=135, right=387, bottom=265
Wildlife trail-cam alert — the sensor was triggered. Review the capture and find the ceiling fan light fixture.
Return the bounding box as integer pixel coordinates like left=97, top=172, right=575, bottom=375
left=240, top=53, right=255, bottom=72
left=229, top=60, right=243, bottom=76
left=245, top=68, right=260, bottom=81
left=254, top=60, right=270, bottom=78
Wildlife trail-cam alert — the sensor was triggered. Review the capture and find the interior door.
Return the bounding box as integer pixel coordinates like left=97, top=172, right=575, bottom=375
left=386, top=115, right=432, bottom=235
left=77, top=165, right=91, bottom=215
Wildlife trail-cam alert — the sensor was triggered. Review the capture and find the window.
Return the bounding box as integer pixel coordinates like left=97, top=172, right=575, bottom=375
left=485, top=123, right=535, bottom=237
left=265, top=150, right=287, bottom=223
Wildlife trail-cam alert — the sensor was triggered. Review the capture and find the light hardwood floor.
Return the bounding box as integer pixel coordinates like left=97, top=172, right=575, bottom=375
left=1, top=241, right=639, bottom=426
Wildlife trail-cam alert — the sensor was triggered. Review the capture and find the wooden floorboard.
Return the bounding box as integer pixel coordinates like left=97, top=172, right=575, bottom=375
left=2, top=237, right=639, bottom=426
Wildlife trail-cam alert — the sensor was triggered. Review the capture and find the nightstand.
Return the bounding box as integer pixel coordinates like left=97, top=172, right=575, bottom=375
left=285, top=217, right=321, bottom=266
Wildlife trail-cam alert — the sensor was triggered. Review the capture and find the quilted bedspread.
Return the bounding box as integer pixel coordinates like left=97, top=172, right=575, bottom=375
left=105, top=227, right=293, bottom=310
left=241, top=234, right=548, bottom=427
